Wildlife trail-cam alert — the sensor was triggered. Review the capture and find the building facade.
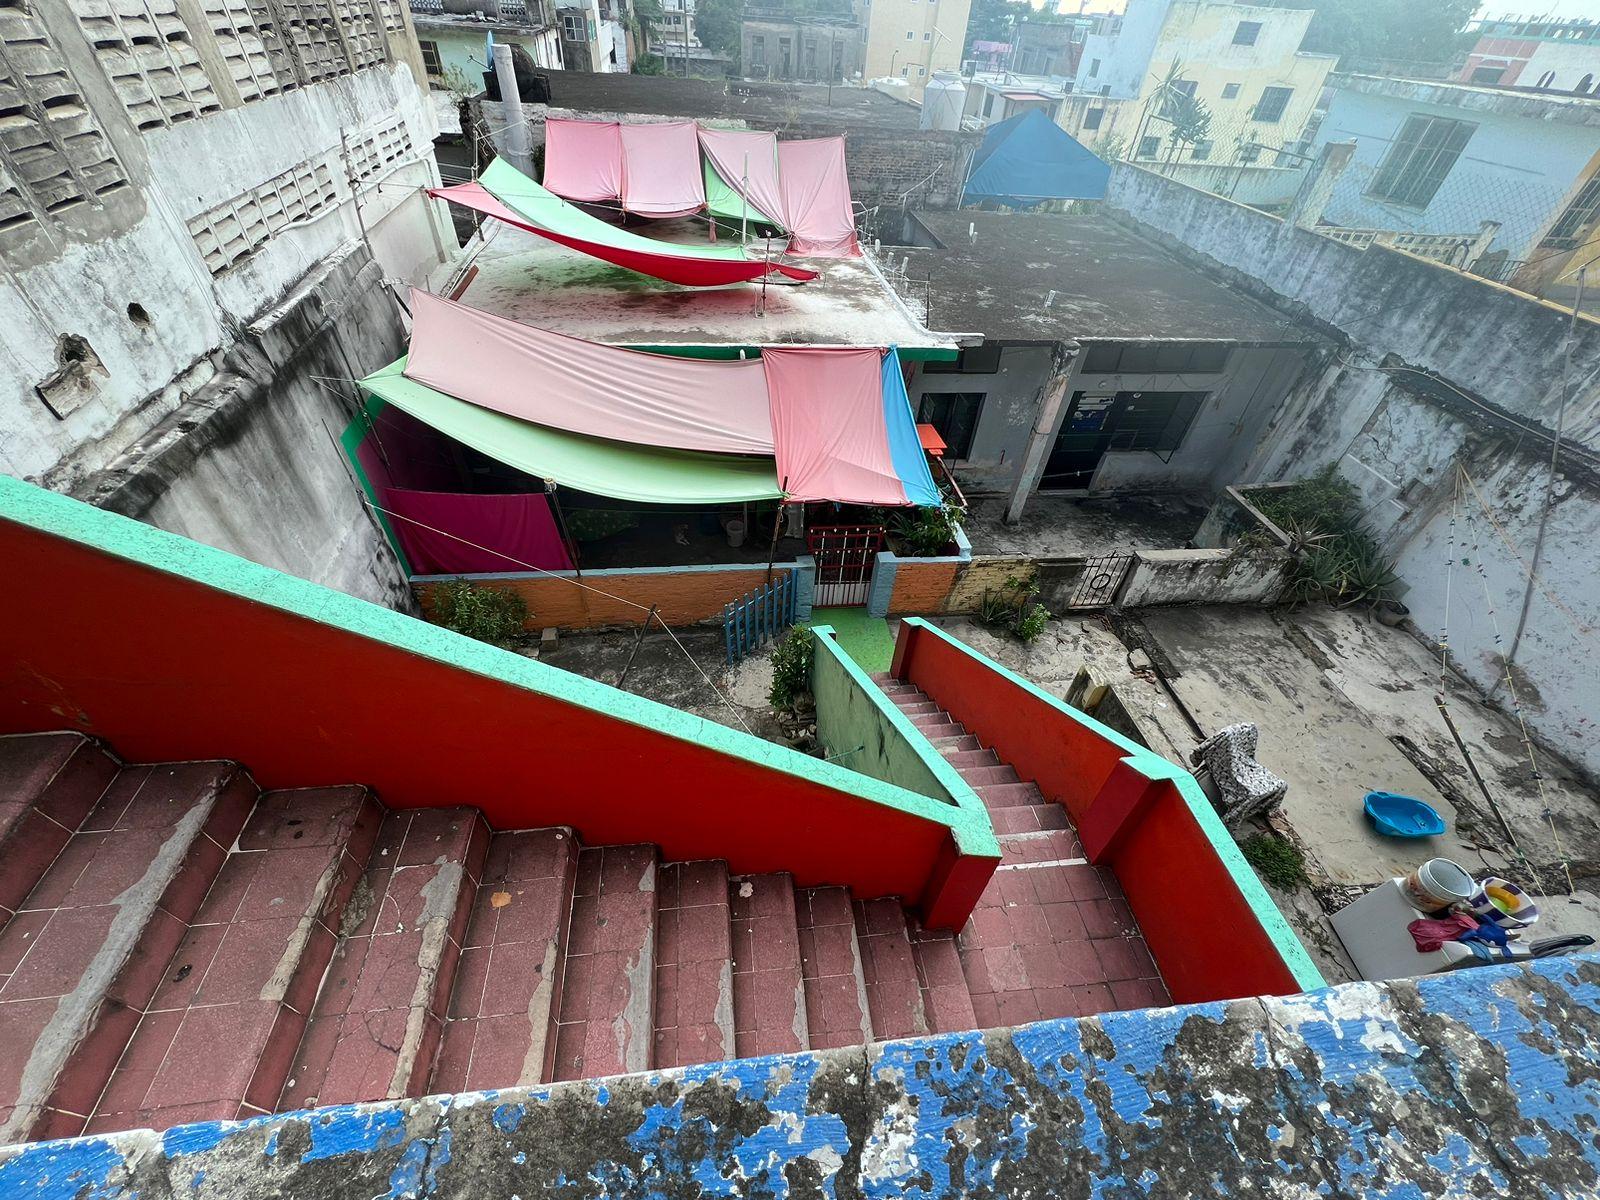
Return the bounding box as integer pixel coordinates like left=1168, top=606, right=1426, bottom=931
left=1, top=1, right=449, bottom=606
left=1055, top=0, right=1334, bottom=182
left=1458, top=16, right=1600, bottom=93
left=412, top=2, right=564, bottom=90
left=1307, top=74, right=1600, bottom=290
left=741, top=7, right=860, bottom=82
left=853, top=0, right=974, bottom=92
left=962, top=73, right=1068, bottom=126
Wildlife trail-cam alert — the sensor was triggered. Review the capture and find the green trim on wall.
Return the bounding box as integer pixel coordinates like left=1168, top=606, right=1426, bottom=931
left=0, top=474, right=973, bottom=838
left=899, top=617, right=1327, bottom=992
left=811, top=625, right=999, bottom=860
left=338, top=394, right=413, bottom=577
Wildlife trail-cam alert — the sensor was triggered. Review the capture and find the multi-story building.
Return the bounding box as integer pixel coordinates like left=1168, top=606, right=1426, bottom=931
left=1054, top=0, right=1335, bottom=178
left=853, top=0, right=975, bottom=93
left=1458, top=15, right=1600, bottom=92
left=410, top=0, right=564, bottom=90
left=741, top=3, right=861, bottom=82
left=1, top=2, right=449, bottom=606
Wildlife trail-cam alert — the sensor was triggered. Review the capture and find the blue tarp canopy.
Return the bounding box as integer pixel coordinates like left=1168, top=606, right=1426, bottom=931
left=962, top=109, right=1111, bottom=207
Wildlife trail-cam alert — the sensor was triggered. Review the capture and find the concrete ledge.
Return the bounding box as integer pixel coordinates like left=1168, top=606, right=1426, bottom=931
left=5, top=958, right=1598, bottom=1198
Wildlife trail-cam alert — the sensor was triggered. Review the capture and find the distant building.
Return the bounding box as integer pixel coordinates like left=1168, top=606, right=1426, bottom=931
left=853, top=0, right=974, bottom=93
left=740, top=3, right=860, bottom=82
left=410, top=1, right=564, bottom=89
left=963, top=72, right=1069, bottom=126
left=1458, top=16, right=1600, bottom=93
left=556, top=0, right=635, bottom=71
left=1055, top=0, right=1336, bottom=197
left=1008, top=16, right=1095, bottom=78
left=1307, top=73, right=1600, bottom=301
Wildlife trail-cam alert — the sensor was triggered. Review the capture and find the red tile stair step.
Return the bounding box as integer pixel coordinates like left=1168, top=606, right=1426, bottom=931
left=0, top=733, right=119, bottom=928
left=279, top=807, right=489, bottom=1110
left=0, top=761, right=257, bottom=1143
left=550, top=844, right=657, bottom=1081
left=653, top=860, right=733, bottom=1069
left=795, top=886, right=871, bottom=1051
left=854, top=898, right=929, bottom=1041
left=85, top=786, right=379, bottom=1134
left=729, top=872, right=808, bottom=1058
left=432, top=827, right=579, bottom=1093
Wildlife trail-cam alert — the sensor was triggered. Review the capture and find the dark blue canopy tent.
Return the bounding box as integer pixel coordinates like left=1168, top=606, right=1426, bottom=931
left=962, top=108, right=1111, bottom=207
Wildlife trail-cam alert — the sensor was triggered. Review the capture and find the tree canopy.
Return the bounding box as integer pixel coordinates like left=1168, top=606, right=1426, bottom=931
left=695, top=0, right=744, bottom=61
left=1297, top=0, right=1478, bottom=71
left=963, top=0, right=1032, bottom=57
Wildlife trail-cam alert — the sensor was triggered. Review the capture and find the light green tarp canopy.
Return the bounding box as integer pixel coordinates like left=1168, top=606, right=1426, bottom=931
left=703, top=158, right=781, bottom=228
left=361, top=358, right=784, bottom=504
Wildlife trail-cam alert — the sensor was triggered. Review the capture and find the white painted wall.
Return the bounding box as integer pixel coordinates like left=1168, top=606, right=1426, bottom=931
left=1521, top=40, right=1600, bottom=93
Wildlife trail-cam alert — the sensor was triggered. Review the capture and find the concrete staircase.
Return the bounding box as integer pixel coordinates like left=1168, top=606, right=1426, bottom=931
left=0, top=706, right=1169, bottom=1142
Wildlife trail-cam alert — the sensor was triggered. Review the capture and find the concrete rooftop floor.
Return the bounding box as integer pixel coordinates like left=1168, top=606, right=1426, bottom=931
left=451, top=222, right=951, bottom=351
left=962, top=493, right=1210, bottom=558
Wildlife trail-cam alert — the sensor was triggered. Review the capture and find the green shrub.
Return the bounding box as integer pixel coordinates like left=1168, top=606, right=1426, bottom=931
left=977, top=575, right=1050, bottom=643
left=1248, top=466, right=1399, bottom=610
left=427, top=578, right=528, bottom=647
left=769, top=626, right=814, bottom=709
left=1239, top=833, right=1308, bottom=891
left=890, top=502, right=965, bottom=558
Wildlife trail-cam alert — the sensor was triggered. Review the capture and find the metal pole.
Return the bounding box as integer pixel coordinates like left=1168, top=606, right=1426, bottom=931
left=828, top=28, right=835, bottom=105
left=617, top=604, right=659, bottom=687
left=741, top=152, right=749, bottom=244
left=765, top=500, right=785, bottom=584
left=1504, top=266, right=1584, bottom=678
left=338, top=130, right=378, bottom=268
left=759, top=234, right=771, bottom=314
left=492, top=42, right=534, bottom=176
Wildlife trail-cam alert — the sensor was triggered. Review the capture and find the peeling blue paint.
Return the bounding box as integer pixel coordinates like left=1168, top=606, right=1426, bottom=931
left=1, top=960, right=1596, bottom=1200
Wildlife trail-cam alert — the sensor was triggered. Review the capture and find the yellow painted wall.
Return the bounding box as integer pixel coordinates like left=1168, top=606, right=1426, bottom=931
left=861, top=0, right=973, bottom=94
left=1057, top=1, right=1335, bottom=167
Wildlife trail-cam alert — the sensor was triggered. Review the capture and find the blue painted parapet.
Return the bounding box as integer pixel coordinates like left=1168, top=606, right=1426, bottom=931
left=4, top=957, right=1599, bottom=1199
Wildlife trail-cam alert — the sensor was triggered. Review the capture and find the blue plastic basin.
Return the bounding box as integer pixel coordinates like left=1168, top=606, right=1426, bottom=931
left=1364, top=791, right=1447, bottom=838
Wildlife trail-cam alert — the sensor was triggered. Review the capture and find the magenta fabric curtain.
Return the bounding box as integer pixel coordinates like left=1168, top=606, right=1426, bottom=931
left=776, top=138, right=861, bottom=258
left=620, top=120, right=706, bottom=217
left=380, top=487, right=574, bottom=575
left=762, top=347, right=904, bottom=505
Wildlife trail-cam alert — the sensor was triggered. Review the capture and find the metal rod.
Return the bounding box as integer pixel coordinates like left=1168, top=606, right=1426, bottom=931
left=338, top=130, right=378, bottom=268
left=547, top=484, right=583, bottom=577
left=617, top=604, right=659, bottom=687
left=765, top=501, right=784, bottom=585
left=1435, top=693, right=1521, bottom=854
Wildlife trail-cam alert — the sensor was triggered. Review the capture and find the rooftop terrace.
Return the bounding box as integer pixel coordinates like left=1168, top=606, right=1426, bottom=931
left=899, top=210, right=1316, bottom=345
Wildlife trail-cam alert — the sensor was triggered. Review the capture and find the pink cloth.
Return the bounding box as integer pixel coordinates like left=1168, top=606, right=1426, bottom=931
left=763, top=347, right=902, bottom=505
left=777, top=137, right=861, bottom=258
left=1408, top=912, right=1478, bottom=953
left=403, top=290, right=775, bottom=455
left=620, top=121, right=706, bottom=217
left=698, top=128, right=785, bottom=225
left=380, top=487, right=574, bottom=575
left=543, top=118, right=622, bottom=202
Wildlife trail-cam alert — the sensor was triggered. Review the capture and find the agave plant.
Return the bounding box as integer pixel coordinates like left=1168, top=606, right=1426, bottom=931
left=1336, top=544, right=1401, bottom=609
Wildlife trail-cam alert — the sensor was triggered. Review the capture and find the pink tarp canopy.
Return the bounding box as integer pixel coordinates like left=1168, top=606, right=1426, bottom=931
left=698, top=128, right=784, bottom=227
left=380, top=487, right=574, bottom=575
left=621, top=120, right=706, bottom=217
left=777, top=138, right=860, bottom=257
left=763, top=347, right=903, bottom=505
left=403, top=289, right=773, bottom=456
left=542, top=118, right=622, bottom=203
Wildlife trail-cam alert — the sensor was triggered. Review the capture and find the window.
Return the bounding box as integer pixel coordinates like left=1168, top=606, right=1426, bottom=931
left=1536, top=70, right=1556, bottom=88
left=1137, top=135, right=1161, bottom=158
left=1253, top=86, right=1293, bottom=123
left=1108, top=391, right=1205, bottom=454
left=561, top=12, right=584, bottom=39
left=1579, top=72, right=1595, bottom=94
left=1088, top=57, right=1100, bottom=75
left=922, top=345, right=1002, bottom=374
left=1191, top=138, right=1212, bottom=160
left=419, top=39, right=442, bottom=77
left=1237, top=142, right=1260, bottom=164
left=1232, top=20, right=1261, bottom=45
left=923, top=31, right=932, bottom=40
left=983, top=93, right=994, bottom=117
left=918, top=65, right=926, bottom=75
left=1221, top=82, right=1240, bottom=99
left=1368, top=113, right=1475, bottom=208
left=751, top=34, right=764, bottom=65
left=1541, top=174, right=1600, bottom=250
left=1083, top=106, right=1104, bottom=130
left=916, top=393, right=984, bottom=459
left=905, top=29, right=914, bottom=39
left=1470, top=65, right=1506, bottom=85
left=1080, top=343, right=1230, bottom=374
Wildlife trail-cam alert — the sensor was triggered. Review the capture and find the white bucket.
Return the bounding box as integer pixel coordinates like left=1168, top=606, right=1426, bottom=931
left=726, top=519, right=746, bottom=549
left=1400, top=857, right=1476, bottom=911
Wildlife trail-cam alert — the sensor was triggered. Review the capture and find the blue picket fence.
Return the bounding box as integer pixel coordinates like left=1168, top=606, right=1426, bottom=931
left=724, top=570, right=798, bottom=665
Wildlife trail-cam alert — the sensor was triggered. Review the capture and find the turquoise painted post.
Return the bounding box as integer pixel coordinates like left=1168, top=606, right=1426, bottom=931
left=793, top=555, right=815, bottom=621
left=867, top=550, right=898, bottom=618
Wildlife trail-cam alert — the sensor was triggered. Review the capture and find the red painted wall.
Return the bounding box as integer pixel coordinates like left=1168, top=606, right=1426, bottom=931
left=894, top=621, right=1305, bottom=1002
left=0, top=517, right=965, bottom=914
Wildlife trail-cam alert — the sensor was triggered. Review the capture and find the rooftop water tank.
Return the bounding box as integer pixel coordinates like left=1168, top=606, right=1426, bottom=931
left=920, top=70, right=967, bottom=132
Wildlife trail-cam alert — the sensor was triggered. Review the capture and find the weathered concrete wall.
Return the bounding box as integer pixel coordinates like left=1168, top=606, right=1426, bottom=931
left=1118, top=547, right=1289, bottom=607
left=1104, top=161, right=1600, bottom=781
left=1104, top=161, right=1600, bottom=455
left=71, top=244, right=415, bottom=609
left=7, top=956, right=1598, bottom=1198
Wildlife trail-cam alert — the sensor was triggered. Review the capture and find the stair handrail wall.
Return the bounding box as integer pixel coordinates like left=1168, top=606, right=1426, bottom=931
left=0, top=476, right=988, bottom=925
left=888, top=617, right=1326, bottom=1002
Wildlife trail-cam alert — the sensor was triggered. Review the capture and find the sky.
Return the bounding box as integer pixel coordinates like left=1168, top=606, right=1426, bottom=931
left=1476, top=2, right=1600, bottom=17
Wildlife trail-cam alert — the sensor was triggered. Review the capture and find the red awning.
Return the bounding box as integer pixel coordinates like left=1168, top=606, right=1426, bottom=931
left=917, top=423, right=948, bottom=456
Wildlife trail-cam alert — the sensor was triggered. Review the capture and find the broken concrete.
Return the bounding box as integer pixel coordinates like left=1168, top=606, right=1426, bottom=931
left=5, top=957, right=1598, bottom=1198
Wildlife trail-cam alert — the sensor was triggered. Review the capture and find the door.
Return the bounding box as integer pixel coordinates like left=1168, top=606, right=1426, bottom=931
left=806, top=524, right=884, bottom=607
left=1041, top=390, right=1206, bottom=491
